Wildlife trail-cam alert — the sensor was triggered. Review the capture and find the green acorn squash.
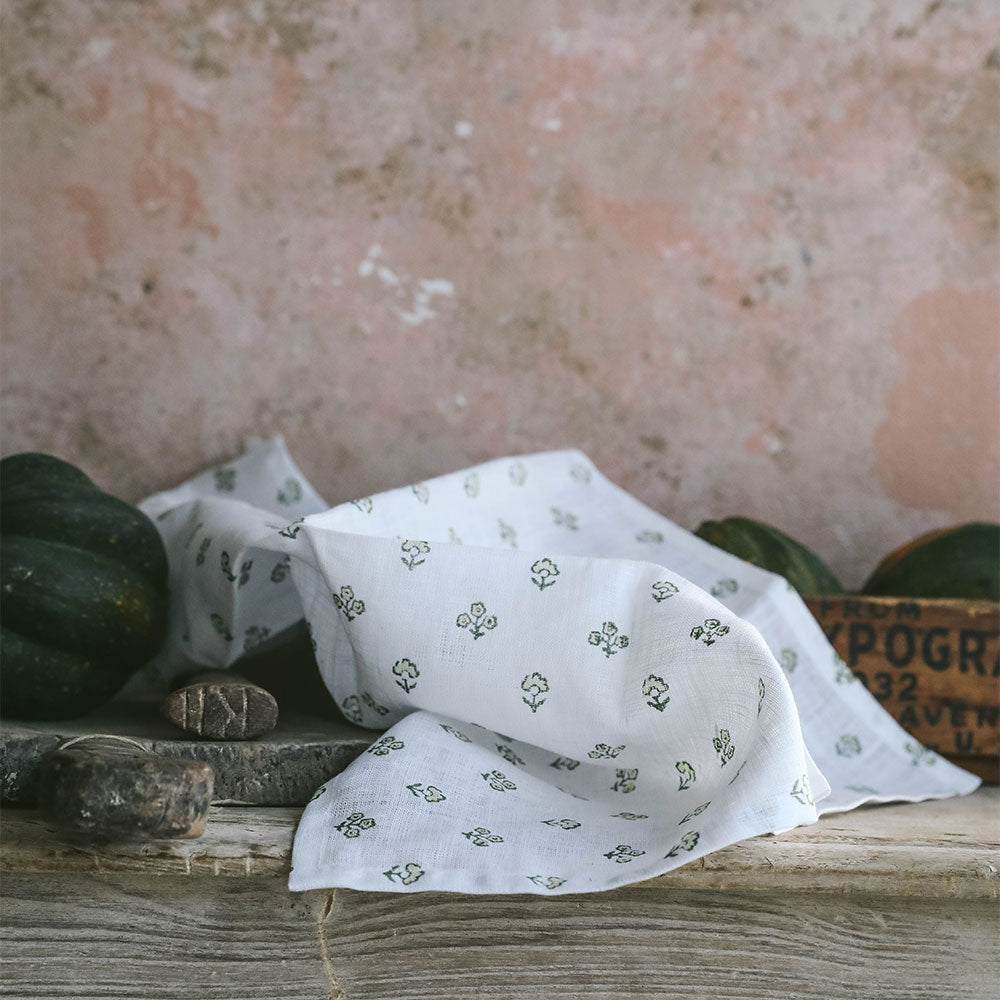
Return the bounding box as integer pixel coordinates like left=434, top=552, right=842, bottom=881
left=694, top=515, right=843, bottom=596
left=1, top=453, right=169, bottom=719
left=860, top=522, right=999, bottom=601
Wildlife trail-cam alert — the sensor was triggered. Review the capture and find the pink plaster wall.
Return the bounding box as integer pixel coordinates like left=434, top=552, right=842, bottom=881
left=2, top=0, right=997, bottom=587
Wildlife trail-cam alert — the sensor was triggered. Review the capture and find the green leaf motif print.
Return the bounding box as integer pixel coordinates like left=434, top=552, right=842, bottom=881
left=521, top=672, right=549, bottom=712
left=651, top=580, right=679, bottom=603
left=588, top=743, right=625, bottom=759
left=209, top=613, right=233, bottom=643
left=463, top=472, right=479, bottom=497
left=278, top=517, right=304, bottom=539
left=406, top=783, right=446, bottom=803
left=367, top=736, right=404, bottom=756
left=530, top=558, right=560, bottom=590
left=361, top=691, right=389, bottom=716
left=243, top=625, right=271, bottom=653
left=542, top=818, right=581, bottom=829
left=351, top=496, right=373, bottom=514
left=482, top=770, right=517, bottom=792
left=392, top=658, right=419, bottom=693
left=642, top=674, right=670, bottom=711
left=214, top=467, right=236, bottom=492
left=498, top=518, right=518, bottom=548
left=400, top=539, right=430, bottom=570
left=691, top=618, right=730, bottom=646
left=549, top=756, right=580, bottom=770
left=411, top=483, right=430, bottom=504
left=551, top=506, right=579, bottom=530
left=780, top=648, right=798, bottom=673
left=636, top=529, right=664, bottom=543
left=333, top=585, right=365, bottom=621
left=905, top=741, right=937, bottom=766
left=612, top=768, right=638, bottom=793
left=588, top=621, right=629, bottom=658
left=384, top=863, right=424, bottom=885
left=790, top=773, right=813, bottom=805
left=604, top=844, right=645, bottom=863
left=679, top=801, right=710, bottom=825
left=440, top=724, right=472, bottom=742
left=308, top=785, right=326, bottom=803
left=835, top=734, right=862, bottom=757
left=195, top=537, right=211, bottom=566
left=527, top=875, right=566, bottom=890
left=713, top=729, right=735, bottom=766
left=276, top=477, right=302, bottom=506
left=612, top=812, right=648, bottom=820
left=270, top=554, right=291, bottom=583
left=509, top=461, right=527, bottom=485
left=340, top=695, right=362, bottom=725
left=335, top=812, right=376, bottom=838
left=710, top=578, right=738, bottom=598
left=675, top=761, right=696, bottom=790
left=463, top=827, right=503, bottom=847
left=833, top=652, right=858, bottom=684
left=496, top=744, right=525, bottom=767
left=665, top=831, right=700, bottom=858
left=757, top=678, right=765, bottom=715
left=456, top=602, right=498, bottom=639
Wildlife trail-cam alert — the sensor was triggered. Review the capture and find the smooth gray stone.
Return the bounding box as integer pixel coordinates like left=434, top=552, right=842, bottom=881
left=0, top=696, right=374, bottom=807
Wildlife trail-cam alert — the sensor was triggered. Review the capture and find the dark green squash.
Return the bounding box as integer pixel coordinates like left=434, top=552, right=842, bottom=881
left=694, top=515, right=843, bottom=596
left=1, top=453, right=169, bottom=719
left=860, top=522, right=999, bottom=601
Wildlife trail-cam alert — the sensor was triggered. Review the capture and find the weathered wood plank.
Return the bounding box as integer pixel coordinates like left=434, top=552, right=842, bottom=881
left=2, top=790, right=997, bottom=899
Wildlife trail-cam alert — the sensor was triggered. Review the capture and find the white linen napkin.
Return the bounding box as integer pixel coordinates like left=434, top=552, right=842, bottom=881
left=140, top=437, right=979, bottom=895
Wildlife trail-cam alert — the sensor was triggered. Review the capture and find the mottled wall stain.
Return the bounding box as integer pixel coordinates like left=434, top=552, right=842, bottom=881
left=1, top=0, right=998, bottom=585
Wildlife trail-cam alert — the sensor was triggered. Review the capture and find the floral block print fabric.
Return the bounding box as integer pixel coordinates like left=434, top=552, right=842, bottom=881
left=140, top=437, right=980, bottom=895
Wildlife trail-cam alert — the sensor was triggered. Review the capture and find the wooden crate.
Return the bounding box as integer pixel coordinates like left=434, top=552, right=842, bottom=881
left=804, top=596, right=999, bottom=783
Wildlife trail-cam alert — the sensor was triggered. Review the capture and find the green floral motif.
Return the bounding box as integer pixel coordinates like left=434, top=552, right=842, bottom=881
left=588, top=620, right=630, bottom=658
left=675, top=761, right=696, bottom=790
left=713, top=729, right=735, bottom=766
left=361, top=692, right=389, bottom=716
left=588, top=743, right=625, bottom=759
left=569, top=462, right=591, bottom=483
left=780, top=648, right=798, bottom=673
left=549, top=756, right=580, bottom=771
left=710, top=578, right=738, bottom=598
left=642, top=674, right=670, bottom=711
left=276, top=477, right=302, bottom=506
left=833, top=652, right=858, bottom=684
left=243, top=625, right=271, bottom=653
left=351, top=496, right=373, bottom=514
left=551, top=507, right=579, bottom=530
left=498, top=518, right=518, bottom=548
left=521, top=672, right=549, bottom=712
left=400, top=539, right=430, bottom=570
left=367, top=735, right=404, bottom=756
left=651, top=580, right=679, bottom=603
left=448, top=527, right=462, bottom=544
left=757, top=678, right=765, bottom=715
left=604, top=844, right=645, bottom=863
left=612, top=812, right=648, bottom=820
left=636, top=529, right=664, bottom=543
left=846, top=784, right=878, bottom=794
left=612, top=768, right=638, bottom=793
left=278, top=517, right=304, bottom=539
left=308, top=785, right=326, bottom=803
left=496, top=744, right=525, bottom=767
left=332, top=585, right=365, bottom=621
left=530, top=558, right=560, bottom=590
left=835, top=734, right=862, bottom=757
left=209, top=613, right=233, bottom=642
left=527, top=875, right=566, bottom=890
left=727, top=759, right=748, bottom=786
left=411, top=483, right=430, bottom=504
left=456, top=601, right=498, bottom=639
left=184, top=521, right=204, bottom=548
left=691, top=618, right=730, bottom=646
left=679, top=801, right=710, bottom=825
left=440, top=723, right=472, bottom=742
left=214, top=467, right=236, bottom=492
left=665, top=831, right=700, bottom=858
left=220, top=551, right=236, bottom=582
left=790, top=773, right=813, bottom=805
left=542, top=818, right=581, bottom=829
left=392, top=658, right=419, bottom=693
left=462, top=827, right=503, bottom=847
left=406, top=783, right=446, bottom=803
left=195, top=537, right=211, bottom=566
left=905, top=741, right=937, bottom=766
left=335, top=812, right=375, bottom=838
left=464, top=473, right=480, bottom=498
left=340, top=695, right=362, bottom=724
left=384, top=863, right=424, bottom=885
left=509, top=461, right=527, bottom=485
left=270, top=554, right=291, bottom=583
left=482, top=769, right=517, bottom=792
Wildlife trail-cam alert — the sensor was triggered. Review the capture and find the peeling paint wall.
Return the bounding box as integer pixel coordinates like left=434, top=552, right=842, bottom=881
left=2, top=0, right=997, bottom=586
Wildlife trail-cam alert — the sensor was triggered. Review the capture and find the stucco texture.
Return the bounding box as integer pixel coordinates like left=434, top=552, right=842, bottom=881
left=2, top=0, right=997, bottom=587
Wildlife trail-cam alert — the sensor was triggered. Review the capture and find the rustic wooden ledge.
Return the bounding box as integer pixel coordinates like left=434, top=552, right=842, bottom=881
left=2, top=790, right=998, bottom=1000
